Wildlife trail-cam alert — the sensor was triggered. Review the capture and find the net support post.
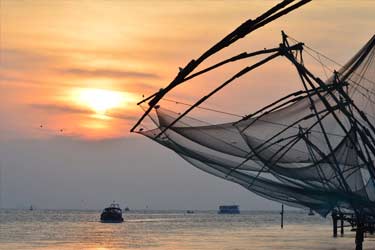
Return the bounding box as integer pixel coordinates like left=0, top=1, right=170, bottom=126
left=280, top=204, right=284, bottom=229
left=332, top=210, right=338, bottom=237
left=340, top=213, right=344, bottom=236
left=355, top=224, right=364, bottom=250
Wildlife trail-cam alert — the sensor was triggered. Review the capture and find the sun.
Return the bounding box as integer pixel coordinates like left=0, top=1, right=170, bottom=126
left=74, top=88, right=128, bottom=115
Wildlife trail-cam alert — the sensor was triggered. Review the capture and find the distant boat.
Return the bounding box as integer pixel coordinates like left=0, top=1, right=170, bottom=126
left=100, top=203, right=124, bottom=223
left=308, top=208, right=315, bottom=216
left=29, top=205, right=33, bottom=211
left=186, top=210, right=194, bottom=214
left=218, top=205, right=240, bottom=214
left=124, top=207, right=130, bottom=212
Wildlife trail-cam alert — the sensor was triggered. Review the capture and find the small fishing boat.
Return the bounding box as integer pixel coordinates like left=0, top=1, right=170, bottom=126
left=100, top=203, right=124, bottom=223
left=186, top=210, right=194, bottom=214
left=218, top=205, right=240, bottom=214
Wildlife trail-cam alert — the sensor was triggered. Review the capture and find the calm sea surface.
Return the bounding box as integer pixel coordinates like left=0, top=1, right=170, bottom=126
left=1, top=209, right=374, bottom=250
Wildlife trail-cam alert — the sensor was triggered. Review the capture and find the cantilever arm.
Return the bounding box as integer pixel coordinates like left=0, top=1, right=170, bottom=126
left=137, top=44, right=303, bottom=107
left=130, top=0, right=311, bottom=132
left=154, top=51, right=282, bottom=138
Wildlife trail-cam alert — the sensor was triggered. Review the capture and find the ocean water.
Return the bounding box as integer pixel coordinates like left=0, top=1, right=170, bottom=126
left=0, top=209, right=374, bottom=250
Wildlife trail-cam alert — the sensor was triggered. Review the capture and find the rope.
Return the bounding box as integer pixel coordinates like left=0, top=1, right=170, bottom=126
left=162, top=98, right=244, bottom=118
left=288, top=35, right=375, bottom=86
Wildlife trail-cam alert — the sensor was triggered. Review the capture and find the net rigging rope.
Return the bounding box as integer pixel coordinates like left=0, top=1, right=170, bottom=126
left=287, top=36, right=375, bottom=124
left=162, top=98, right=244, bottom=118
left=144, top=95, right=350, bottom=137
left=288, top=35, right=375, bottom=87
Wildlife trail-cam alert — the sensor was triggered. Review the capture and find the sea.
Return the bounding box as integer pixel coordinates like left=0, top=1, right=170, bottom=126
left=0, top=209, right=374, bottom=250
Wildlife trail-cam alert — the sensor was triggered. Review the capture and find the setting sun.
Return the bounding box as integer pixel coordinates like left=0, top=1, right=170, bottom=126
left=74, top=88, right=129, bottom=115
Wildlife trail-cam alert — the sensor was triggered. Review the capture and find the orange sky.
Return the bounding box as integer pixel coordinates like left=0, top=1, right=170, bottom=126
left=1, top=0, right=374, bottom=140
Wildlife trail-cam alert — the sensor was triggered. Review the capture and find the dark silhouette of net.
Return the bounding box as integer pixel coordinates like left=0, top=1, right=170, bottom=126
left=139, top=35, right=375, bottom=217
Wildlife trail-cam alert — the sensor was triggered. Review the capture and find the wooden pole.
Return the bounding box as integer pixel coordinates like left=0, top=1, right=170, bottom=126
left=355, top=223, right=364, bottom=250
left=280, top=204, right=284, bottom=229
left=340, top=213, right=344, bottom=236
left=332, top=211, right=338, bottom=237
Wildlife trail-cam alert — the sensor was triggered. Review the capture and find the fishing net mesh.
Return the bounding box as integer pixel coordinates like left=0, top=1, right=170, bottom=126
left=139, top=35, right=375, bottom=217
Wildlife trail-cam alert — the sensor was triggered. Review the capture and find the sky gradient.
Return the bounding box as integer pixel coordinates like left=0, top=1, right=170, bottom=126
left=0, top=0, right=374, bottom=210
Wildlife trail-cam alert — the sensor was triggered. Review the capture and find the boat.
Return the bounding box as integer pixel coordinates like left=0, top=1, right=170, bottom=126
left=218, top=205, right=240, bottom=214
left=29, top=205, right=33, bottom=211
left=124, top=207, right=130, bottom=212
left=100, top=203, right=124, bottom=223
left=186, top=210, right=194, bottom=214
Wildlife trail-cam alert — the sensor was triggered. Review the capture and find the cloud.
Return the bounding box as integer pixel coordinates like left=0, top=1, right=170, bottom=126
left=30, top=103, right=93, bottom=115
left=0, top=75, right=76, bottom=89
left=106, top=111, right=139, bottom=122
left=30, top=103, right=140, bottom=124
left=59, top=68, right=160, bottom=79
left=0, top=49, right=55, bottom=70
left=116, top=82, right=160, bottom=94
